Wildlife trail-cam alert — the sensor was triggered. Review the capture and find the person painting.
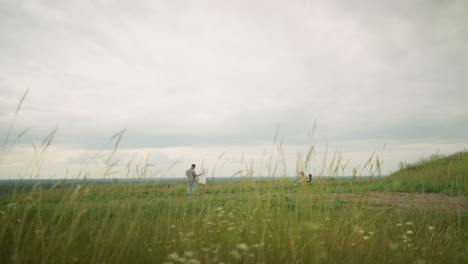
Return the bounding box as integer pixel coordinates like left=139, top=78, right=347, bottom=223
left=186, top=164, right=202, bottom=195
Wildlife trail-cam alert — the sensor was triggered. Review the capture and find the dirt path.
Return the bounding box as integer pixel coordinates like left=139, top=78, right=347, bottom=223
left=286, top=192, right=468, bottom=211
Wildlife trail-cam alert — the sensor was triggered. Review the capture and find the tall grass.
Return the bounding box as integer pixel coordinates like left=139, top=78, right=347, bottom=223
left=0, top=179, right=466, bottom=263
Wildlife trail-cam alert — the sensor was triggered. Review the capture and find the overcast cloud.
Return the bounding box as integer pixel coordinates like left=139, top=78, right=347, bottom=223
left=1, top=0, right=467, bottom=178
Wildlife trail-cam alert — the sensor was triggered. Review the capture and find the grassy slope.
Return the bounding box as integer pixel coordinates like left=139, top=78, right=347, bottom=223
left=386, top=151, right=467, bottom=194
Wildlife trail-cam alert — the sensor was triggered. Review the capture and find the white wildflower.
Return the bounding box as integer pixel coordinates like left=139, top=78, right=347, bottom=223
left=237, top=243, right=249, bottom=251
left=415, top=257, right=425, bottom=264
left=168, top=253, right=180, bottom=260
left=230, top=250, right=241, bottom=260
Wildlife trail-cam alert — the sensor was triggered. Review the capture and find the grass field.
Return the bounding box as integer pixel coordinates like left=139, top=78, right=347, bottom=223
left=0, top=152, right=467, bottom=263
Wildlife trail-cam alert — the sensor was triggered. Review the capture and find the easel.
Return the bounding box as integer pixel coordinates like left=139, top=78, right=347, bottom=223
left=196, top=169, right=212, bottom=195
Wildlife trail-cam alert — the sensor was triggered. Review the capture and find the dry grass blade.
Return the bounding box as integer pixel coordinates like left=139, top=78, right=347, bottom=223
left=273, top=123, right=280, bottom=144
left=217, top=152, right=226, bottom=161
left=105, top=129, right=127, bottom=164
left=1, top=88, right=30, bottom=158
left=16, top=88, right=29, bottom=115
left=126, top=153, right=138, bottom=170
left=319, top=144, right=329, bottom=176
left=304, top=145, right=315, bottom=170
left=231, top=170, right=243, bottom=177
left=16, top=127, right=31, bottom=140
left=341, top=158, right=350, bottom=173
left=40, top=127, right=58, bottom=153
left=32, top=143, right=37, bottom=156
left=363, top=151, right=375, bottom=169
left=376, top=155, right=382, bottom=177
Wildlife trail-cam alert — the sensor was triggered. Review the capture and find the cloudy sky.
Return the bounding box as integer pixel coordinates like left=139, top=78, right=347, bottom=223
left=1, top=0, right=467, bottom=179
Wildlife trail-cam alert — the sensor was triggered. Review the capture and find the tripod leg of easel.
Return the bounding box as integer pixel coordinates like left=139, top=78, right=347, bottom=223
left=205, top=177, right=212, bottom=186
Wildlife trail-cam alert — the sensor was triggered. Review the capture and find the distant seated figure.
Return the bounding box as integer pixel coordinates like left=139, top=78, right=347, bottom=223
left=294, top=171, right=307, bottom=186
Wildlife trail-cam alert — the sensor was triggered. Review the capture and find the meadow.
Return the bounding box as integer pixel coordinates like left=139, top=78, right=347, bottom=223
left=0, top=151, right=467, bottom=263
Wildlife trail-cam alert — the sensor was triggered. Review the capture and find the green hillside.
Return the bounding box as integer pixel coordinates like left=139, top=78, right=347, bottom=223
left=389, top=151, right=467, bottom=194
